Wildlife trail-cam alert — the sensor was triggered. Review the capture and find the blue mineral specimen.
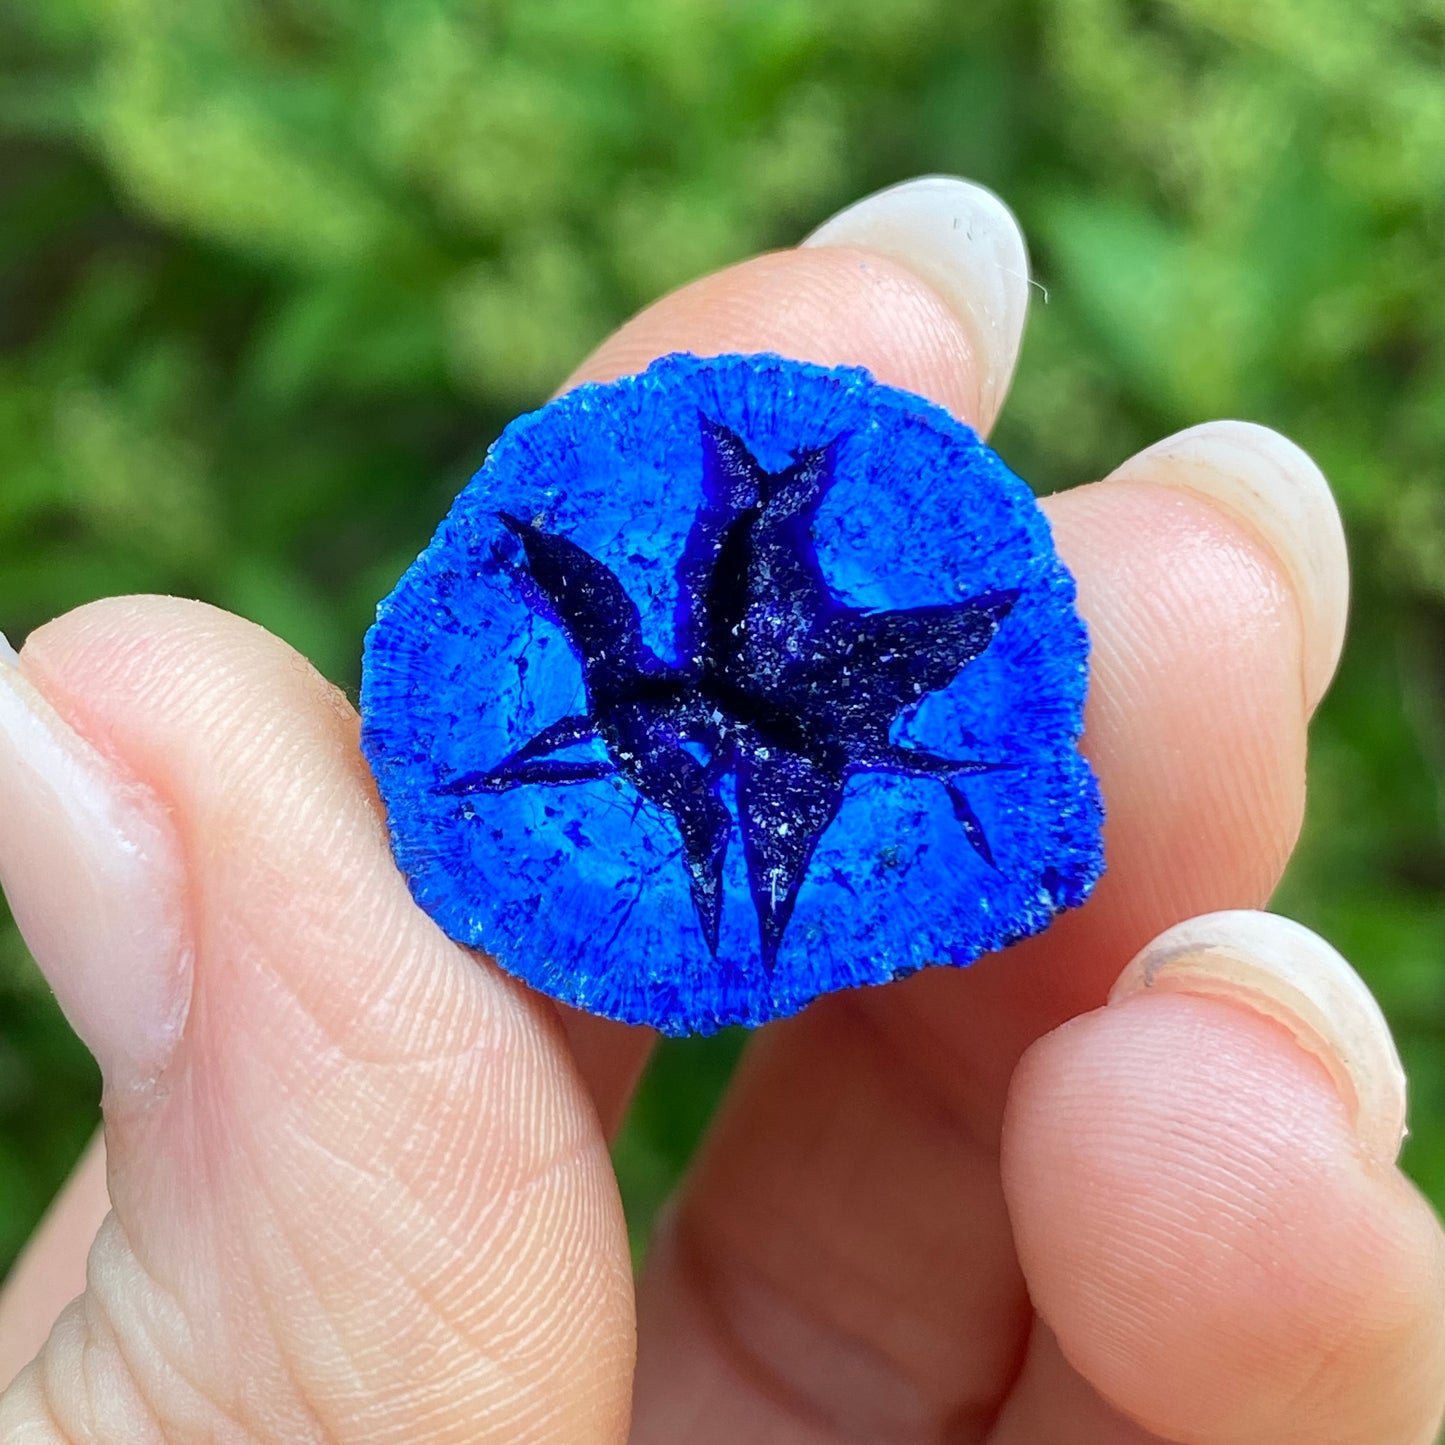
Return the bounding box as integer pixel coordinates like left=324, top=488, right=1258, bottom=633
left=360, top=352, right=1104, bottom=1034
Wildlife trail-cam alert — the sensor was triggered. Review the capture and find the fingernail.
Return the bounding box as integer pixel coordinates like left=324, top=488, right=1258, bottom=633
left=1110, top=910, right=1407, bottom=1167
left=1105, top=421, right=1349, bottom=710
left=0, top=637, right=189, bottom=1092
left=801, top=175, right=1030, bottom=431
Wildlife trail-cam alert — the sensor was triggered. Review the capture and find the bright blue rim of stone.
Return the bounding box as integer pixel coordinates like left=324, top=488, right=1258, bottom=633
left=360, top=352, right=1104, bottom=1035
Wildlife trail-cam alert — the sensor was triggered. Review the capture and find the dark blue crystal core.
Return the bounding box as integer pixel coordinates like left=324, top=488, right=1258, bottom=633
left=360, top=352, right=1104, bottom=1034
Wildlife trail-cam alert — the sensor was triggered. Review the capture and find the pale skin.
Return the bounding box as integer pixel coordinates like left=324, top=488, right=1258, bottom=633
left=0, top=212, right=1443, bottom=1443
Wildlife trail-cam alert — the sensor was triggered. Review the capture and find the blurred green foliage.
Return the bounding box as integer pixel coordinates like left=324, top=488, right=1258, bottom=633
left=1, top=0, right=1444, bottom=1283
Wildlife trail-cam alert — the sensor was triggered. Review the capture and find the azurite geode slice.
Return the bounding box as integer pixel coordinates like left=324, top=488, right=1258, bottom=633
left=360, top=352, right=1104, bottom=1034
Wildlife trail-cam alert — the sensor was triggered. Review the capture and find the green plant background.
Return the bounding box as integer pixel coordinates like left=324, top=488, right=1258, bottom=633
left=2, top=0, right=1444, bottom=1287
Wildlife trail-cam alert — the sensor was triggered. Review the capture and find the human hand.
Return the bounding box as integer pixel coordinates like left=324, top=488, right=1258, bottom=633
left=0, top=176, right=1441, bottom=1444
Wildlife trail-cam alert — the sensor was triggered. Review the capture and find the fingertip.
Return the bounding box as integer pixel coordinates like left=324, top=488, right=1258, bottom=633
left=1112, top=910, right=1407, bottom=1170
left=802, top=175, right=1031, bottom=429
left=1002, top=990, right=1445, bottom=1444
left=1106, top=421, right=1349, bottom=711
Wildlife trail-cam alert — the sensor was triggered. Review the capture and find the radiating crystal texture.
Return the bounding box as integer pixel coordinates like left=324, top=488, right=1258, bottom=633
left=361, top=353, right=1104, bottom=1034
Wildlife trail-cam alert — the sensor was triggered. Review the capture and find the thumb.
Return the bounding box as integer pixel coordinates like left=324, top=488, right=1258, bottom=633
left=0, top=597, right=634, bottom=1443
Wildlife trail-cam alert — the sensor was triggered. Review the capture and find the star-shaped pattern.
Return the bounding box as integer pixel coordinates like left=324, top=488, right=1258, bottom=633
left=438, top=416, right=1018, bottom=969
